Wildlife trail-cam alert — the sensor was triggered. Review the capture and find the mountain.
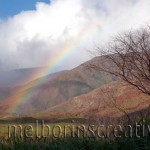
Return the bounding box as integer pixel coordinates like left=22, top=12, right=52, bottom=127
left=0, top=55, right=150, bottom=124
left=0, top=56, right=117, bottom=114
left=34, top=80, right=150, bottom=122
left=0, top=67, right=52, bottom=87
left=0, top=63, right=70, bottom=87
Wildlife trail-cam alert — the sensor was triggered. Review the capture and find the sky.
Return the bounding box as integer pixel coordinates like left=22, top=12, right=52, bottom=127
left=0, top=0, right=50, bottom=19
left=0, top=0, right=150, bottom=71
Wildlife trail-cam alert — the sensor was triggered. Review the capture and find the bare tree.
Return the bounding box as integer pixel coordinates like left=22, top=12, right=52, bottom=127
left=88, top=25, right=150, bottom=96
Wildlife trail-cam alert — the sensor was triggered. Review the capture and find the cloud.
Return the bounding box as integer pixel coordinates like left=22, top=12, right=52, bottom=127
left=0, top=0, right=150, bottom=71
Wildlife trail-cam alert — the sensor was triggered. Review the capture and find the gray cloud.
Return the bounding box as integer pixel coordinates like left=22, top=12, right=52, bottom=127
left=0, top=0, right=150, bottom=71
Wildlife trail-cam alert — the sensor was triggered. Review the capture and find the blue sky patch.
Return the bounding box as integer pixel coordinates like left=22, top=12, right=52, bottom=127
left=0, top=0, right=50, bottom=19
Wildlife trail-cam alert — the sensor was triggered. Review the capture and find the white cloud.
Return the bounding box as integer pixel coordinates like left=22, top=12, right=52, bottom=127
left=0, top=0, right=150, bottom=71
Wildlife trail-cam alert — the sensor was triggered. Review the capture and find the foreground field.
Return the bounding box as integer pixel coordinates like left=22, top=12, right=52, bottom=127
left=0, top=136, right=150, bottom=150
left=0, top=120, right=150, bottom=149
left=0, top=122, right=78, bottom=139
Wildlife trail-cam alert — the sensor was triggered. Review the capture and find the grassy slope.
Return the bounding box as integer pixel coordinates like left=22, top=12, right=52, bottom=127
left=35, top=80, right=150, bottom=120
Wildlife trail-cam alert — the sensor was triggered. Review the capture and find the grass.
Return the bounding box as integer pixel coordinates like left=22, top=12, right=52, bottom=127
left=0, top=136, right=150, bottom=150
left=0, top=122, right=78, bottom=139
left=0, top=120, right=150, bottom=149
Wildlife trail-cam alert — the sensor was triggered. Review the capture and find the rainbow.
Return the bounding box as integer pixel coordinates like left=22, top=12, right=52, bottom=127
left=6, top=25, right=99, bottom=113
